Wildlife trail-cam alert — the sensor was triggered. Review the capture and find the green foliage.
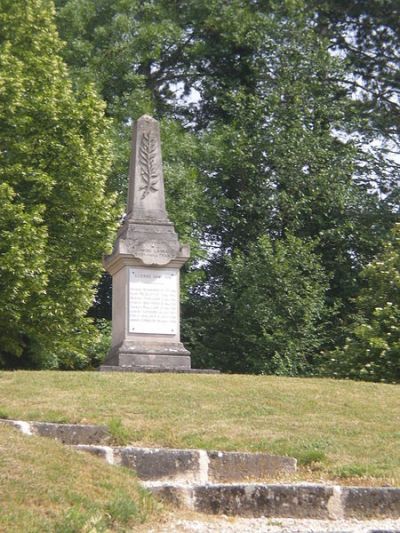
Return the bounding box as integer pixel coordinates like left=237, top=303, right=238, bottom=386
left=2, top=371, right=399, bottom=484
left=107, top=417, right=131, bottom=446
left=0, top=184, right=47, bottom=359
left=333, top=464, right=370, bottom=479
left=85, top=319, right=111, bottom=368
left=189, top=235, right=329, bottom=374
left=313, top=0, right=400, bottom=203
left=294, top=449, right=327, bottom=467
left=106, top=492, right=140, bottom=525
left=185, top=6, right=387, bottom=369
left=323, top=224, right=400, bottom=383
left=0, top=423, right=158, bottom=531
left=0, top=0, right=116, bottom=368
left=56, top=1, right=208, bottom=318
left=53, top=0, right=398, bottom=374
left=161, top=119, right=208, bottom=296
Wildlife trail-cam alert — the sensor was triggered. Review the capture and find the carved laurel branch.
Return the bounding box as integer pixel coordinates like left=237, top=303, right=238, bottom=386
left=139, top=132, right=159, bottom=199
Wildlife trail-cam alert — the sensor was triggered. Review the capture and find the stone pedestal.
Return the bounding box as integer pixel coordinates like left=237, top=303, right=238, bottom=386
left=100, top=115, right=191, bottom=371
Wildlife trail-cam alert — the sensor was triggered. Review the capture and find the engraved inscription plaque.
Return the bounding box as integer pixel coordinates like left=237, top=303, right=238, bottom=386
left=129, top=267, right=178, bottom=334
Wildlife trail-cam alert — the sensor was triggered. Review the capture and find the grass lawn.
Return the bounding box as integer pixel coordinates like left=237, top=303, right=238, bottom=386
left=0, top=423, right=158, bottom=533
left=0, top=371, right=399, bottom=487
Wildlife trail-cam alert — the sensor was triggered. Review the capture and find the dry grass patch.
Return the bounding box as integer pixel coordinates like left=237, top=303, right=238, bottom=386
left=0, top=424, right=159, bottom=532
left=0, top=371, right=399, bottom=486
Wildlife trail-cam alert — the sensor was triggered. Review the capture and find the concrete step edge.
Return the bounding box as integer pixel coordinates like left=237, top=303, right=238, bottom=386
left=0, top=419, right=296, bottom=482
left=0, top=418, right=109, bottom=444
left=2, top=419, right=399, bottom=520
left=73, top=443, right=296, bottom=483
left=143, top=482, right=400, bottom=520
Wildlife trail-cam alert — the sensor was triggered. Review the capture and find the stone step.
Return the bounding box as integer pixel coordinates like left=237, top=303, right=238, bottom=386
left=1, top=419, right=399, bottom=521
left=145, top=482, right=400, bottom=520
left=1, top=418, right=109, bottom=445
left=74, top=444, right=296, bottom=483
left=0, top=419, right=296, bottom=483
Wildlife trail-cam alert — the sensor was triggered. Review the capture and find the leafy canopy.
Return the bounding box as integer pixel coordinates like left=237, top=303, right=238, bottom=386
left=188, top=234, right=329, bottom=375
left=325, top=224, right=400, bottom=383
left=0, top=0, right=116, bottom=368
left=54, top=0, right=399, bottom=377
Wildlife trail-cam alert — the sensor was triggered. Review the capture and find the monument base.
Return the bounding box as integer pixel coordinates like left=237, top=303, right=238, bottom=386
left=99, top=366, right=220, bottom=374
left=101, top=341, right=191, bottom=370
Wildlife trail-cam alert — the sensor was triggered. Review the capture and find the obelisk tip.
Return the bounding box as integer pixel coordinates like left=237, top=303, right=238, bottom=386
left=137, top=114, right=157, bottom=124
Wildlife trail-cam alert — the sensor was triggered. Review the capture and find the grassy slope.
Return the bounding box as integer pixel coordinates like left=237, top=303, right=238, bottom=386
left=0, top=424, right=158, bottom=533
left=0, top=371, right=399, bottom=486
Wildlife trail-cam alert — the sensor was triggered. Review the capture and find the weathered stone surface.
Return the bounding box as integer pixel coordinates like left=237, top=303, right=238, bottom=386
left=99, top=366, right=220, bottom=373
left=0, top=419, right=109, bottom=445
left=67, top=442, right=295, bottom=484
left=2, top=420, right=400, bottom=521
left=119, top=447, right=203, bottom=482
left=117, top=223, right=181, bottom=266
left=342, top=487, right=400, bottom=519
left=193, top=484, right=335, bottom=518
left=146, top=483, right=400, bottom=519
left=102, top=115, right=191, bottom=371
left=31, top=422, right=109, bottom=445
left=149, top=484, right=194, bottom=509
left=102, top=347, right=191, bottom=370
left=126, top=115, right=169, bottom=224
left=147, top=483, right=340, bottom=519
left=207, top=451, right=297, bottom=483
left=0, top=419, right=33, bottom=435
left=74, top=445, right=114, bottom=464
left=113, top=447, right=297, bottom=484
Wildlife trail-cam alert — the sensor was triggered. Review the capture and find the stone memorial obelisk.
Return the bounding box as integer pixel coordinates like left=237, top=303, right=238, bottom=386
left=100, top=115, right=191, bottom=371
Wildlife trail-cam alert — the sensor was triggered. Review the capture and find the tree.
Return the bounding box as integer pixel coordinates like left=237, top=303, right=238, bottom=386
left=54, top=0, right=399, bottom=372
left=187, top=235, right=329, bottom=374
left=313, top=0, right=400, bottom=207
left=55, top=0, right=207, bottom=322
left=185, top=4, right=392, bottom=365
left=0, top=0, right=116, bottom=368
left=323, top=224, right=400, bottom=383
